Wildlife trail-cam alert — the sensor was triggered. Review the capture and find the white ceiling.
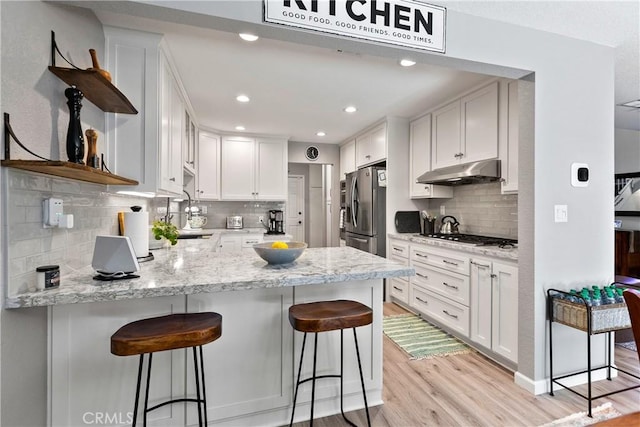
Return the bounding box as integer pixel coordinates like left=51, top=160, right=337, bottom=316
left=94, top=0, right=640, bottom=144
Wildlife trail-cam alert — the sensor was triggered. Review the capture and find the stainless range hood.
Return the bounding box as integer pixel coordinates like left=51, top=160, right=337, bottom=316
left=417, top=159, right=502, bottom=185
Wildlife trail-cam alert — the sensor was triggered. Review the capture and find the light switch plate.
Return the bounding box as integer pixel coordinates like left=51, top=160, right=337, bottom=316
left=554, top=205, right=568, bottom=223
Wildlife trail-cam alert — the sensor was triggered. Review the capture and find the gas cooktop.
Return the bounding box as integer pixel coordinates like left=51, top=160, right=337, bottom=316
left=422, top=233, right=517, bottom=248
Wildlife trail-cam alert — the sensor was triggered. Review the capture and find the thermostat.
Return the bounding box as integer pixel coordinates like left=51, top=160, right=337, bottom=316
left=571, top=163, right=589, bottom=187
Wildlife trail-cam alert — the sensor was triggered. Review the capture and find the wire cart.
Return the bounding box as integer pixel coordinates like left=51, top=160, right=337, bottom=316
left=547, top=288, right=640, bottom=417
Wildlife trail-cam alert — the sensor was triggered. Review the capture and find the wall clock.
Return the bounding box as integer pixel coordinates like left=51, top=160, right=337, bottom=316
left=305, top=145, right=319, bottom=161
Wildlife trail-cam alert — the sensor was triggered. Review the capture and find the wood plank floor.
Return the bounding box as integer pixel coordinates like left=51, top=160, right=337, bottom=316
left=293, top=302, right=640, bottom=426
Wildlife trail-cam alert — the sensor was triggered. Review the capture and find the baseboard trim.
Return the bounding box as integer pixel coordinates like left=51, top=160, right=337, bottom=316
left=515, top=369, right=618, bottom=396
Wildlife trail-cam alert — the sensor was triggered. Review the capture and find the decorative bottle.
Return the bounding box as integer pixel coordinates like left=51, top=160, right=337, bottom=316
left=65, top=86, right=85, bottom=164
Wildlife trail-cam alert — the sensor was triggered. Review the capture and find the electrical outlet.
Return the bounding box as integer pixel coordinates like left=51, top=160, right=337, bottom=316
left=201, top=206, right=207, bottom=214
left=258, top=215, right=264, bottom=223
left=440, top=205, right=446, bottom=216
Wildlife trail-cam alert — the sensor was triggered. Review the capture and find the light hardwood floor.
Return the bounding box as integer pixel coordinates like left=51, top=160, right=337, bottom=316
left=293, top=302, right=640, bottom=426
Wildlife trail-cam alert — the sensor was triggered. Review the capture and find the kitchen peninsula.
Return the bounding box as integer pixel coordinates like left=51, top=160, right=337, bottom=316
left=6, top=241, right=412, bottom=426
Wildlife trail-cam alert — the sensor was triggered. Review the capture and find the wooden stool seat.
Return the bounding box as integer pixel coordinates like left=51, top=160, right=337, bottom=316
left=111, top=312, right=222, bottom=356
left=288, top=299, right=372, bottom=333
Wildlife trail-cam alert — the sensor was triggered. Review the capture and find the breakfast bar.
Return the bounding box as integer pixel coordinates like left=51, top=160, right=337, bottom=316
left=5, top=241, right=412, bottom=426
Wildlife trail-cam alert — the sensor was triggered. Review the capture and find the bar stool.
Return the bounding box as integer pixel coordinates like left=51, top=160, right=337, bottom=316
left=288, top=299, right=372, bottom=427
left=111, top=312, right=222, bottom=427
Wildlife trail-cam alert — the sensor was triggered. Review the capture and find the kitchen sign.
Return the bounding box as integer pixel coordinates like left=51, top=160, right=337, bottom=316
left=264, top=0, right=446, bottom=53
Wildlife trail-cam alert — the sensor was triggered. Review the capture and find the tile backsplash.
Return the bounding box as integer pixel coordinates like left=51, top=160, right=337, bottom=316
left=427, top=182, right=518, bottom=239
left=3, top=170, right=150, bottom=295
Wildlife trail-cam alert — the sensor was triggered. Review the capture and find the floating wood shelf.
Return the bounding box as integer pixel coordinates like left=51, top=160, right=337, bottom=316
left=48, top=67, right=138, bottom=114
left=1, top=160, right=138, bottom=186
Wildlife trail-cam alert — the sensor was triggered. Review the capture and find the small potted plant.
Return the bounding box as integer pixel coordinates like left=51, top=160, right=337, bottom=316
left=152, top=220, right=179, bottom=247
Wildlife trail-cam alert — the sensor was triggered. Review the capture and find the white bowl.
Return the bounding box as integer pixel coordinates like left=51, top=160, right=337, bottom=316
left=253, top=241, right=307, bottom=265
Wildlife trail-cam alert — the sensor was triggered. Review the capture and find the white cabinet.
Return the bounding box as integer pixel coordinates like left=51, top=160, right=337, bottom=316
left=221, top=136, right=288, bottom=200
left=355, top=123, right=386, bottom=168
left=104, top=27, right=184, bottom=196
left=470, top=256, right=518, bottom=363
left=432, top=82, right=499, bottom=170
left=340, top=139, right=356, bottom=180
left=499, top=79, right=519, bottom=194
left=218, top=235, right=244, bottom=252
left=196, top=131, right=220, bottom=200
left=409, top=114, right=453, bottom=199
left=409, top=244, right=471, bottom=337
left=388, top=238, right=410, bottom=305
left=183, top=111, right=197, bottom=174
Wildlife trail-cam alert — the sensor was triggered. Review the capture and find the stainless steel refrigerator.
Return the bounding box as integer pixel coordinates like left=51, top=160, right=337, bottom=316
left=344, top=166, right=386, bottom=256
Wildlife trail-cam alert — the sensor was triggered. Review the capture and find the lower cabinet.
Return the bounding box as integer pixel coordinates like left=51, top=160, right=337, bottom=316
left=470, top=256, right=519, bottom=363
left=410, top=285, right=470, bottom=337
left=217, top=233, right=292, bottom=253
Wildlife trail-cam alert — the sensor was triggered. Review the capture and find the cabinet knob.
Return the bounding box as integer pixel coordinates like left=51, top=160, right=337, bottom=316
left=298, top=221, right=302, bottom=224
left=169, top=177, right=176, bottom=182
left=366, top=155, right=371, bottom=159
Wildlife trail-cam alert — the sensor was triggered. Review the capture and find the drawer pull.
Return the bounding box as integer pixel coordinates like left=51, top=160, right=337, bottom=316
left=442, top=310, right=458, bottom=319
left=490, top=273, right=497, bottom=278
left=415, top=253, right=428, bottom=258
left=442, top=282, right=459, bottom=290
left=393, top=286, right=403, bottom=292
left=470, top=260, right=490, bottom=268
left=442, top=259, right=459, bottom=267
left=393, top=247, right=404, bottom=252
left=415, top=272, right=429, bottom=279
left=416, top=297, right=428, bottom=305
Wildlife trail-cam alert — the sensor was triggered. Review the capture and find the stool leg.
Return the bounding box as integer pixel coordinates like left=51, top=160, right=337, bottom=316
left=132, top=354, right=144, bottom=427
left=289, top=332, right=308, bottom=427
left=339, top=330, right=357, bottom=427
left=143, top=352, right=153, bottom=427
left=192, top=347, right=203, bottom=427
left=199, top=345, right=209, bottom=426
left=310, top=332, right=319, bottom=427
left=353, top=328, right=371, bottom=427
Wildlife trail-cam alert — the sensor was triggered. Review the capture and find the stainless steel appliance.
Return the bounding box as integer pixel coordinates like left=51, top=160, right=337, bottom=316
left=226, top=216, right=243, bottom=229
left=417, top=159, right=501, bottom=185
left=439, top=215, right=460, bottom=234
left=424, top=233, right=517, bottom=248
left=339, top=180, right=346, bottom=240
left=344, top=166, right=386, bottom=255
left=266, top=210, right=285, bottom=235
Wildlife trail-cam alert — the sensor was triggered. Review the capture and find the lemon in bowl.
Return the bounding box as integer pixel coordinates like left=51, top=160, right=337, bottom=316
left=253, top=241, right=307, bottom=265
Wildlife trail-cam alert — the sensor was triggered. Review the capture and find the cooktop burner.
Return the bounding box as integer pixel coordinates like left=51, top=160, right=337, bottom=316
left=423, top=233, right=518, bottom=248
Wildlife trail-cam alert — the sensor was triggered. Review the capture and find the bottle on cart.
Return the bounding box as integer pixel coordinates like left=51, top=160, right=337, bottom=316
left=580, top=290, right=593, bottom=306
left=615, top=288, right=625, bottom=303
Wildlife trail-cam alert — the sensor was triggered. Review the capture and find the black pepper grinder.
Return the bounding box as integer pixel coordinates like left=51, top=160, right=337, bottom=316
left=65, top=86, right=85, bottom=164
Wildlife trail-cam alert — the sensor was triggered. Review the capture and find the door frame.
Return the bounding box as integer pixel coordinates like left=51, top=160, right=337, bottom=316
left=287, top=174, right=305, bottom=243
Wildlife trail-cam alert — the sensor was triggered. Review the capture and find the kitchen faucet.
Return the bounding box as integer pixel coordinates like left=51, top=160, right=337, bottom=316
left=163, top=197, right=173, bottom=224
left=183, top=190, right=192, bottom=221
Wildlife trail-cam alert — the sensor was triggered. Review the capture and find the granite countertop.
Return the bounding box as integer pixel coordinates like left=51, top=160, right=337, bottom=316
left=388, top=233, right=518, bottom=261
left=6, top=241, right=414, bottom=309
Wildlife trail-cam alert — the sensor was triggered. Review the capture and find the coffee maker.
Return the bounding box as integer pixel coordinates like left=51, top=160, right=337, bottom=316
left=267, top=210, right=285, bottom=235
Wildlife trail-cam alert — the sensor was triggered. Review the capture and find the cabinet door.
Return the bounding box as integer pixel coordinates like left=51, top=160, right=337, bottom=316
left=340, top=139, right=356, bottom=180
left=218, top=235, right=242, bottom=252
left=410, top=114, right=432, bottom=198
left=355, top=131, right=372, bottom=168
left=256, top=138, right=287, bottom=200
left=221, top=137, right=255, bottom=200
left=159, top=63, right=184, bottom=195
left=500, top=79, right=519, bottom=194
left=431, top=100, right=461, bottom=169
left=368, top=124, right=387, bottom=164
left=183, top=112, right=196, bottom=174
left=492, top=261, right=518, bottom=363
left=197, top=132, right=220, bottom=200
left=461, top=81, right=499, bottom=164
left=469, top=258, right=493, bottom=349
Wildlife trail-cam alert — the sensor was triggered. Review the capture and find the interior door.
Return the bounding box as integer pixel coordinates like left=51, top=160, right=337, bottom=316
left=287, top=175, right=305, bottom=242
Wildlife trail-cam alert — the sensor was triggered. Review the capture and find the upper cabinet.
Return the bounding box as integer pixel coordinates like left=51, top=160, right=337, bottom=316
left=196, top=131, right=220, bottom=200
left=104, top=26, right=184, bottom=196
left=432, top=82, right=499, bottom=170
left=409, top=114, right=453, bottom=199
left=221, top=136, right=288, bottom=201
left=499, top=79, right=519, bottom=194
left=355, top=123, right=386, bottom=168
left=183, top=111, right=197, bottom=175
left=339, top=139, right=356, bottom=180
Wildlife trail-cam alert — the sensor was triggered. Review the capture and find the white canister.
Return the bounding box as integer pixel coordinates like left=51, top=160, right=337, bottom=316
left=36, top=265, right=60, bottom=291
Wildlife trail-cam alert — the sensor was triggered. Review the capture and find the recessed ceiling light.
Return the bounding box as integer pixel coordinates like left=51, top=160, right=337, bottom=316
left=316, top=131, right=326, bottom=137
left=235, top=125, right=246, bottom=131
left=344, top=106, right=357, bottom=113
left=239, top=33, right=259, bottom=42
left=400, top=59, right=416, bottom=67
left=236, top=95, right=250, bottom=103
left=620, top=99, right=640, bottom=108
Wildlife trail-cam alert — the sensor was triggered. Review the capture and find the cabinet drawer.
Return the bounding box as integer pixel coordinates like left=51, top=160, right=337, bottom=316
left=411, top=285, right=469, bottom=337
left=242, top=234, right=263, bottom=248
left=411, top=246, right=469, bottom=276
left=389, top=240, right=409, bottom=259
left=390, top=254, right=409, bottom=268
left=389, top=278, right=409, bottom=304
left=412, top=264, right=469, bottom=306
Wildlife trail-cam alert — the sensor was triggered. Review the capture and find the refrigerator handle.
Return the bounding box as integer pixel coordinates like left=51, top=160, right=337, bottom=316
left=351, top=175, right=358, bottom=228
